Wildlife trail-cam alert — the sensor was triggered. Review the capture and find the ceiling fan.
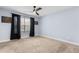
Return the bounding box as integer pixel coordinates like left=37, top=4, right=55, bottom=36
left=33, top=6, right=42, bottom=16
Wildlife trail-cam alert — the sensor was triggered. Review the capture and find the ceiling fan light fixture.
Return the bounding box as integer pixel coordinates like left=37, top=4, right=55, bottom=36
left=33, top=11, right=36, bottom=15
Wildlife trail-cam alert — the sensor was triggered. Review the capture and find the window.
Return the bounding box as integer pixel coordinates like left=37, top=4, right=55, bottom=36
left=21, top=16, right=30, bottom=38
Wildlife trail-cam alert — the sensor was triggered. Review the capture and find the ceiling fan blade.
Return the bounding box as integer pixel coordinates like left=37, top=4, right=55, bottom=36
left=36, top=7, right=42, bottom=11
left=36, top=12, right=39, bottom=15
left=33, top=9, right=35, bottom=12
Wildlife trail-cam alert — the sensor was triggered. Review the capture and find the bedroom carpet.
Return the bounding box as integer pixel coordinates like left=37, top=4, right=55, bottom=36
left=0, top=37, right=79, bottom=53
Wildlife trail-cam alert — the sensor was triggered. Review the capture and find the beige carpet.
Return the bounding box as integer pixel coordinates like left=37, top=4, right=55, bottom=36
left=0, top=36, right=79, bottom=53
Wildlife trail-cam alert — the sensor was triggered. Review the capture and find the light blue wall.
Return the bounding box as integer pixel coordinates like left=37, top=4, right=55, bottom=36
left=0, top=9, right=11, bottom=41
left=0, top=23, right=11, bottom=41
left=39, top=7, right=79, bottom=43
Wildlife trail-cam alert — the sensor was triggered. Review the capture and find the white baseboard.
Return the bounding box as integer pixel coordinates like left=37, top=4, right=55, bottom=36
left=0, top=39, right=10, bottom=43
left=40, top=35, right=79, bottom=46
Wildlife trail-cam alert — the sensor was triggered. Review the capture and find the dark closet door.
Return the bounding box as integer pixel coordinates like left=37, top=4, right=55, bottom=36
left=10, top=13, right=21, bottom=40
left=30, top=17, right=35, bottom=37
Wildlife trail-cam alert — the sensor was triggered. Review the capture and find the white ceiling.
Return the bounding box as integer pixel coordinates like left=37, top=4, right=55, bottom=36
left=0, top=6, right=74, bottom=17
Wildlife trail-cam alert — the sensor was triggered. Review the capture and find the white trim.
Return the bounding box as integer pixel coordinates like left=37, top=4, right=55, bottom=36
left=40, top=35, right=79, bottom=46
left=0, top=39, right=10, bottom=43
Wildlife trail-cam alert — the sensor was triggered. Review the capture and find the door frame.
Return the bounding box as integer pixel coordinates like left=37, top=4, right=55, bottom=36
left=10, top=13, right=21, bottom=40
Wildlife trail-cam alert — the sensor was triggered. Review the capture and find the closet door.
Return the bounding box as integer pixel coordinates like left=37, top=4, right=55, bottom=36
left=10, top=13, right=21, bottom=40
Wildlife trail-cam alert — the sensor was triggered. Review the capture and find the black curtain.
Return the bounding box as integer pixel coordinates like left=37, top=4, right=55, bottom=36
left=29, top=17, right=35, bottom=37
left=10, top=13, right=21, bottom=40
